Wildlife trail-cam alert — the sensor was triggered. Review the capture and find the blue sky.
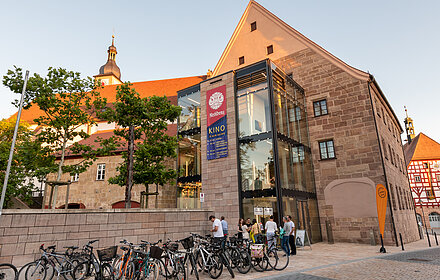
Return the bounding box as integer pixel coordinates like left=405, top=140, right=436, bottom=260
left=1, top=0, right=439, bottom=142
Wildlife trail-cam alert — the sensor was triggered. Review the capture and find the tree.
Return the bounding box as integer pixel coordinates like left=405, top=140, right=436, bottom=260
left=3, top=67, right=111, bottom=208
left=101, top=82, right=181, bottom=208
left=0, top=118, right=55, bottom=208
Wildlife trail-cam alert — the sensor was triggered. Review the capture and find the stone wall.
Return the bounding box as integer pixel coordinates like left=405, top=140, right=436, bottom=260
left=45, top=155, right=177, bottom=209
left=275, top=48, right=419, bottom=245
left=200, top=72, right=241, bottom=228
left=0, top=208, right=211, bottom=266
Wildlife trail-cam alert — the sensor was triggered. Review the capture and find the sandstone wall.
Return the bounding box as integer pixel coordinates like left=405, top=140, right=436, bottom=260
left=0, top=209, right=211, bottom=266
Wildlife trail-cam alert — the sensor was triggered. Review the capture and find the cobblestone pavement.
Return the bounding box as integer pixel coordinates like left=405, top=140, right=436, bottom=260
left=193, top=238, right=440, bottom=280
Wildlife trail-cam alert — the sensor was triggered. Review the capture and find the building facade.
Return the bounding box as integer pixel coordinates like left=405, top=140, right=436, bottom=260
left=404, top=132, right=440, bottom=230
left=12, top=1, right=419, bottom=245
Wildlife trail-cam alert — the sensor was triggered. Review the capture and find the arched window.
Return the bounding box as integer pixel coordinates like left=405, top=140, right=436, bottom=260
left=112, top=201, right=140, bottom=209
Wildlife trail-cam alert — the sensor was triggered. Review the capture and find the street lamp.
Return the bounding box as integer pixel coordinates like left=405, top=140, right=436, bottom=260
left=0, top=70, right=29, bottom=219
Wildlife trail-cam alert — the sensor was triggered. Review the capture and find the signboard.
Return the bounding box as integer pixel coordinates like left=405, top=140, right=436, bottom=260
left=295, top=229, right=312, bottom=249
left=264, top=207, right=273, bottom=215
left=200, top=193, right=205, bottom=203
left=254, top=207, right=263, bottom=215
left=207, top=85, right=228, bottom=160
left=376, top=184, right=388, bottom=236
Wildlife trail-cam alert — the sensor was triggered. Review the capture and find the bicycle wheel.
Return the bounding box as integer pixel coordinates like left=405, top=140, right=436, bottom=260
left=101, top=262, right=115, bottom=280
left=73, top=261, right=92, bottom=280
left=0, top=263, right=18, bottom=280
left=139, top=260, right=158, bottom=280
left=251, top=256, right=267, bottom=272
left=273, top=248, right=289, bottom=271
left=112, top=255, right=127, bottom=280
left=121, top=262, right=134, bottom=280
left=236, top=250, right=251, bottom=274
left=207, top=254, right=222, bottom=279
left=175, top=261, right=186, bottom=280
left=188, top=254, right=199, bottom=280
left=220, top=253, right=234, bottom=278
left=24, top=261, right=47, bottom=280
left=195, top=251, right=208, bottom=273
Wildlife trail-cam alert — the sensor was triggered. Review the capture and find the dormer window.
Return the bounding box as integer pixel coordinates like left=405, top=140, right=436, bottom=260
left=267, top=45, right=273, bottom=55
left=251, top=21, right=257, bottom=32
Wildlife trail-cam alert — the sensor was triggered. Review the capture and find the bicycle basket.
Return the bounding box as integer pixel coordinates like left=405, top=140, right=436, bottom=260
left=180, top=236, right=194, bottom=249
left=250, top=244, right=265, bottom=258
left=149, top=246, right=164, bottom=259
left=169, top=243, right=179, bottom=252
left=97, top=246, right=117, bottom=262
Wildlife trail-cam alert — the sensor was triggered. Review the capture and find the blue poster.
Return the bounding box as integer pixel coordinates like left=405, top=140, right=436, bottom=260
left=206, top=85, right=228, bottom=160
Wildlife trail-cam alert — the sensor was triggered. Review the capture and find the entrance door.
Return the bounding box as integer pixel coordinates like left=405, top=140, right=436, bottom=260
left=297, top=200, right=312, bottom=242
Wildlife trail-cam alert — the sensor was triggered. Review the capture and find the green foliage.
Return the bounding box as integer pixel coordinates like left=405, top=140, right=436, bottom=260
left=100, top=82, right=181, bottom=206
left=0, top=119, right=55, bottom=208
left=3, top=67, right=111, bottom=179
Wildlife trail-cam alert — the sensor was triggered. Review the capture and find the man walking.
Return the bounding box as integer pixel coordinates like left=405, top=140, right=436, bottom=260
left=265, top=215, right=277, bottom=250
left=288, top=215, right=296, bottom=255
left=209, top=215, right=224, bottom=245
left=281, top=216, right=291, bottom=256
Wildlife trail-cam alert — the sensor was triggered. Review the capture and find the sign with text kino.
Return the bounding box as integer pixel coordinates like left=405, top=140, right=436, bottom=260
left=207, top=85, right=228, bottom=160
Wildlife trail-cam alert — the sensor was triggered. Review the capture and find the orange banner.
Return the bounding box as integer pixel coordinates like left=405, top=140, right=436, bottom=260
left=376, top=184, right=388, bottom=236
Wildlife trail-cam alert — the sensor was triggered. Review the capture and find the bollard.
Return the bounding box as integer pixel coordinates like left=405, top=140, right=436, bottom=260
left=379, top=234, right=386, bottom=253
left=426, top=228, right=431, bottom=247
left=435, top=232, right=439, bottom=246
left=399, top=233, right=404, bottom=251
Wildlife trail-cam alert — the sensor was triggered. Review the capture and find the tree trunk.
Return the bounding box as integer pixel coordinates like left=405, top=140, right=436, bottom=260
left=125, top=125, right=135, bottom=209
left=155, top=184, right=158, bottom=208
left=51, top=135, right=68, bottom=209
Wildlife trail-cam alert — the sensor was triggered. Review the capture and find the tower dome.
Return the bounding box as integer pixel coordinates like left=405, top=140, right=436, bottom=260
left=99, top=36, right=121, bottom=79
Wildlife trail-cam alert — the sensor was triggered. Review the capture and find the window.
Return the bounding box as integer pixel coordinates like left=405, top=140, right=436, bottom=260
left=382, top=138, right=388, bottom=159
left=240, top=140, right=274, bottom=191
left=96, top=164, right=106, bottom=181
left=426, top=190, right=434, bottom=199
left=389, top=145, right=394, bottom=165
left=319, top=140, right=335, bottom=160
left=178, top=90, right=201, bottom=131
left=382, top=108, right=386, bottom=124
left=414, top=175, right=421, bottom=182
left=251, top=21, right=257, bottom=32
left=313, top=100, right=328, bottom=117
left=423, top=163, right=428, bottom=169
left=437, top=174, right=440, bottom=182
left=389, top=185, right=397, bottom=211
left=267, top=45, right=273, bottom=55
left=239, top=56, right=245, bottom=65
left=71, top=173, right=79, bottom=182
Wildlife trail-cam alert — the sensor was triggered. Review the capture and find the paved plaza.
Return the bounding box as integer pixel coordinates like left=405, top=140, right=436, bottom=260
left=199, top=238, right=440, bottom=280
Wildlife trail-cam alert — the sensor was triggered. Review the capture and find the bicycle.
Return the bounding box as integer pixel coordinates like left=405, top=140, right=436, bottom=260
left=72, top=240, right=116, bottom=280
left=159, top=239, right=186, bottom=280
left=178, top=235, right=199, bottom=280
left=19, top=244, right=81, bottom=280
left=0, top=263, right=18, bottom=280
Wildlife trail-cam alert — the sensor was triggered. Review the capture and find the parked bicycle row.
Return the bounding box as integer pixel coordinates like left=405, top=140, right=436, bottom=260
left=3, top=231, right=290, bottom=280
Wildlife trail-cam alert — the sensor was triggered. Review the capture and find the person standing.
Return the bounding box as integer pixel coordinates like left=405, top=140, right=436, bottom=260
left=250, top=219, right=262, bottom=243
left=265, top=215, right=277, bottom=250
left=209, top=215, right=224, bottom=244
left=281, top=216, right=291, bottom=256
left=221, top=216, right=229, bottom=236
left=238, top=219, right=244, bottom=239
left=242, top=219, right=250, bottom=240
left=288, top=215, right=296, bottom=255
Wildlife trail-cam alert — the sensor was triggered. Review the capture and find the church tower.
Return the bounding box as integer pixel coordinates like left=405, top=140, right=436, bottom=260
left=94, top=35, right=122, bottom=86
left=404, top=106, right=415, bottom=143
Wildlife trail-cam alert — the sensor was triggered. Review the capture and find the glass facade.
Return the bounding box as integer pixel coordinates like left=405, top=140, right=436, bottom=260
left=236, top=60, right=321, bottom=242
left=177, top=85, right=202, bottom=209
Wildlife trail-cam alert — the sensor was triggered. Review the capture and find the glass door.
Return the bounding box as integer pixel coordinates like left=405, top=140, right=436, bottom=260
left=297, top=199, right=312, bottom=241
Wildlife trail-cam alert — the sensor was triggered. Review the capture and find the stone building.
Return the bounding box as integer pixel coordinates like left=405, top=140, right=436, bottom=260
left=404, top=131, right=440, bottom=230
left=12, top=1, right=419, bottom=245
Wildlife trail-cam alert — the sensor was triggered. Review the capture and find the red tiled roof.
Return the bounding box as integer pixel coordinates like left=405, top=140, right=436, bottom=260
left=404, top=133, right=440, bottom=165
left=62, top=123, right=178, bottom=158
left=10, top=76, right=205, bottom=124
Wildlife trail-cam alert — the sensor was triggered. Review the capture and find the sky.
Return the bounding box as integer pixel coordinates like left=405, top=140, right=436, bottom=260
left=1, top=0, right=439, bottom=142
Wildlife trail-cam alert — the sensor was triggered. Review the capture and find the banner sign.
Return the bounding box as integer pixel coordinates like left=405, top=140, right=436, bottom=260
left=295, top=230, right=312, bottom=249
left=376, top=184, right=388, bottom=236
left=207, top=85, right=228, bottom=160
left=254, top=207, right=263, bottom=215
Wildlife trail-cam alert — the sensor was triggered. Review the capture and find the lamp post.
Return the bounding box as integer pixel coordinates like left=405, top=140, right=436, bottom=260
left=0, top=70, right=29, bottom=218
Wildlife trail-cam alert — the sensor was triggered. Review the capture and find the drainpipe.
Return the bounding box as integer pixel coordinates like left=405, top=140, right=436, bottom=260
left=367, top=78, right=399, bottom=247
